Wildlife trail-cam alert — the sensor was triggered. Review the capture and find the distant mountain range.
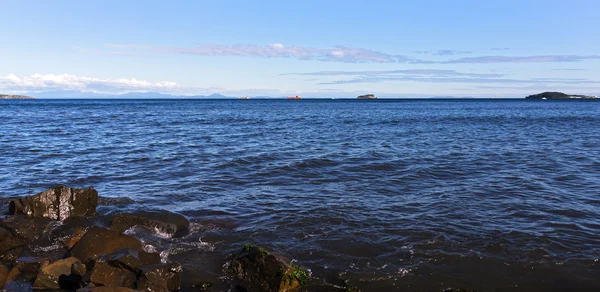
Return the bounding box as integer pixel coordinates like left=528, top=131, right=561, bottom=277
left=23, top=90, right=235, bottom=99
left=19, top=91, right=485, bottom=99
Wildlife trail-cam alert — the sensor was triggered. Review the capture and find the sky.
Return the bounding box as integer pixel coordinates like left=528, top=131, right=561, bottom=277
left=0, top=0, right=599, bottom=98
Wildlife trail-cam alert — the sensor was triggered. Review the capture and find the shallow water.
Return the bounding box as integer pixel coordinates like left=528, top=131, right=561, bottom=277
left=1, top=99, right=600, bottom=291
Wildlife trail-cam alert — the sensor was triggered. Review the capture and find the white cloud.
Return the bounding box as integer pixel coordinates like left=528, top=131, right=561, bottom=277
left=0, top=73, right=179, bottom=94
left=269, top=43, right=284, bottom=49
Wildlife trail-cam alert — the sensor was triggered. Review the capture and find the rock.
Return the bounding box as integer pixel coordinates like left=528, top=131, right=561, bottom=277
left=137, top=263, right=183, bottom=292
left=0, top=226, right=28, bottom=255
left=72, top=260, right=87, bottom=277
left=227, top=245, right=309, bottom=292
left=89, top=259, right=137, bottom=288
left=1, top=215, right=52, bottom=242
left=102, top=248, right=161, bottom=271
left=0, top=264, right=9, bottom=288
left=33, top=256, right=81, bottom=289
left=77, top=287, right=138, bottom=292
left=70, top=227, right=142, bottom=262
left=9, top=186, right=98, bottom=221
left=88, top=249, right=161, bottom=288
left=62, top=226, right=91, bottom=249
left=6, top=256, right=51, bottom=283
left=111, top=210, right=190, bottom=238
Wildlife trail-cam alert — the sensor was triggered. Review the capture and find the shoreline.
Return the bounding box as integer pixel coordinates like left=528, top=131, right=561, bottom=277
left=0, top=186, right=363, bottom=292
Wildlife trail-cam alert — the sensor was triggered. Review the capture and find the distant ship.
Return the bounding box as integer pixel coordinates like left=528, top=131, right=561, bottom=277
left=286, top=95, right=301, bottom=99
left=357, top=94, right=378, bottom=99
left=238, top=96, right=250, bottom=100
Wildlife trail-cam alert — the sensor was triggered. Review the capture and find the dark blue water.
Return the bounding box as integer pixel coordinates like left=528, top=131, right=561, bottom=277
left=1, top=99, right=600, bottom=291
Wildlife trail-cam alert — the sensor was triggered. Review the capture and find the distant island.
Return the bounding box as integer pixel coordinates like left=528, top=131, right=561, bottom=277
left=357, top=94, right=378, bottom=99
left=525, top=92, right=597, bottom=100
left=0, top=94, right=35, bottom=99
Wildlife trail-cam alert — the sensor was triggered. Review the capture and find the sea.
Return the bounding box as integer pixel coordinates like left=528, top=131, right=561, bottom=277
left=1, top=99, right=599, bottom=291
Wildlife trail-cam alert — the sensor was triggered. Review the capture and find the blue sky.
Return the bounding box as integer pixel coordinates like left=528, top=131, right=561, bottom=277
left=1, top=0, right=599, bottom=97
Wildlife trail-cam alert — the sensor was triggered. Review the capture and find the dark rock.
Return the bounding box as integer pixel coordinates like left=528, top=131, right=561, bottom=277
left=33, top=256, right=81, bottom=289
left=77, top=287, right=138, bottom=292
left=111, top=210, right=190, bottom=238
left=0, top=246, right=24, bottom=264
left=72, top=260, right=87, bottom=277
left=181, top=264, right=220, bottom=291
left=70, top=227, right=143, bottom=262
left=0, top=264, right=9, bottom=288
left=89, top=259, right=137, bottom=288
left=227, top=245, right=309, bottom=292
left=137, top=263, right=183, bottom=292
left=0, top=226, right=28, bottom=255
left=86, top=248, right=161, bottom=289
left=102, top=248, right=161, bottom=271
left=6, top=256, right=51, bottom=283
left=9, top=186, right=98, bottom=221
left=1, top=215, right=52, bottom=242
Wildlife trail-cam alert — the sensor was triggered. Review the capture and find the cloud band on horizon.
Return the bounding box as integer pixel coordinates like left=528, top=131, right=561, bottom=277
left=104, top=43, right=600, bottom=64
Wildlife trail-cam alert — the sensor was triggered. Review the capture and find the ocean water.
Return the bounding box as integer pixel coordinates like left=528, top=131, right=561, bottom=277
left=1, top=99, right=599, bottom=291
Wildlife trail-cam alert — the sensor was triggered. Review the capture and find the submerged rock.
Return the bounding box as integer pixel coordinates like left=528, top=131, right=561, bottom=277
left=70, top=227, right=143, bottom=262
left=137, top=263, right=183, bottom=292
left=111, top=210, right=190, bottom=238
left=33, top=256, right=82, bottom=289
left=9, top=186, right=98, bottom=221
left=228, top=245, right=309, bottom=292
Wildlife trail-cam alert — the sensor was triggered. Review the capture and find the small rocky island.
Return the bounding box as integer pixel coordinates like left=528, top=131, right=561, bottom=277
left=525, top=92, right=597, bottom=100
left=0, top=94, right=35, bottom=100
left=357, top=94, right=378, bottom=99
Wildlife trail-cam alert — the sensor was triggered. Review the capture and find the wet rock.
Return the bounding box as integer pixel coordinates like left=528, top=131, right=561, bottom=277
left=227, top=245, right=309, bottom=292
left=0, top=264, right=9, bottom=288
left=9, top=186, right=98, bottom=221
left=181, top=264, right=220, bottom=291
left=88, top=249, right=161, bottom=288
left=89, top=259, right=137, bottom=288
left=33, top=256, right=82, bottom=289
left=111, top=210, right=190, bottom=238
left=5, top=256, right=51, bottom=284
left=137, top=263, right=183, bottom=292
left=70, top=227, right=143, bottom=262
left=0, top=246, right=24, bottom=264
left=72, top=260, right=87, bottom=277
left=0, top=226, right=28, bottom=255
left=77, top=287, right=138, bottom=292
left=62, top=226, right=91, bottom=249
left=103, top=248, right=161, bottom=270
left=1, top=215, right=52, bottom=242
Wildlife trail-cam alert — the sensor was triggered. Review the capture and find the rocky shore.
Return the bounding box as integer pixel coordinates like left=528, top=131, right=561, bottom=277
left=0, top=186, right=361, bottom=292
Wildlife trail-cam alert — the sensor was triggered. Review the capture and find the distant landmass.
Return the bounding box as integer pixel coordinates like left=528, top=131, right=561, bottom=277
left=23, top=90, right=234, bottom=99
left=0, top=94, right=35, bottom=99
left=525, top=92, right=597, bottom=100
